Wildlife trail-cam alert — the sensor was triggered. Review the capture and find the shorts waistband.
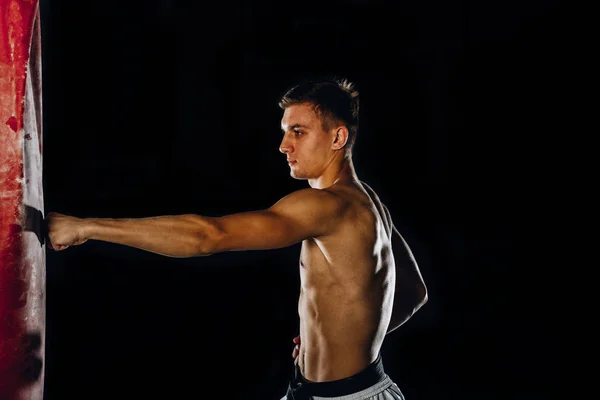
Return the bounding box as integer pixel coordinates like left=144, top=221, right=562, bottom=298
left=286, top=354, right=386, bottom=400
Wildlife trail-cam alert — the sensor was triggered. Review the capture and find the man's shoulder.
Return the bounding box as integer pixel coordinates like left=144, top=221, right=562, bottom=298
left=271, top=188, right=348, bottom=218
left=291, top=187, right=349, bottom=212
left=283, top=187, right=340, bottom=201
left=358, top=180, right=394, bottom=232
left=359, top=180, right=381, bottom=202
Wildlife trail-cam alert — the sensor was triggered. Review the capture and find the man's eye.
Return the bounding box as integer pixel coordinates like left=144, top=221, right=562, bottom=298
left=294, top=130, right=303, bottom=135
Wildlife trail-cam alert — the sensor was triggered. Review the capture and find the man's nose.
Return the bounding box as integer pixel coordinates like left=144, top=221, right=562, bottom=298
left=279, top=136, right=292, bottom=154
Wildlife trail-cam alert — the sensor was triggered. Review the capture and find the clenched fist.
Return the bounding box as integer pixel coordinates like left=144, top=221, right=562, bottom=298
left=46, top=212, right=89, bottom=251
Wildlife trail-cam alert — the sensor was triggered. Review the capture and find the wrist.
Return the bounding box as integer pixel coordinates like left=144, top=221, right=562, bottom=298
left=81, top=218, right=97, bottom=240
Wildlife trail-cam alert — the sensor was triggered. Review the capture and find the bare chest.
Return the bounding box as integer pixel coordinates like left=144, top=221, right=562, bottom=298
left=298, top=236, right=368, bottom=293
left=299, top=239, right=333, bottom=288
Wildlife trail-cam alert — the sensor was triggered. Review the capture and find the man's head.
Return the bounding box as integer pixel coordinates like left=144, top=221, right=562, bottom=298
left=278, top=78, right=359, bottom=180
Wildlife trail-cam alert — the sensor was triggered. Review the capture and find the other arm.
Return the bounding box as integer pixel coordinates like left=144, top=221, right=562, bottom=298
left=384, top=206, right=428, bottom=334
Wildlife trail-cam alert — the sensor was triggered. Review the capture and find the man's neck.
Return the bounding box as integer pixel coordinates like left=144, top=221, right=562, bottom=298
left=308, top=156, right=358, bottom=189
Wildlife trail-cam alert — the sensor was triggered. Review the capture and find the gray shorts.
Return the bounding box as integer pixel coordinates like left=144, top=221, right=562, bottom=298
left=281, top=354, right=405, bottom=400
left=281, top=376, right=404, bottom=399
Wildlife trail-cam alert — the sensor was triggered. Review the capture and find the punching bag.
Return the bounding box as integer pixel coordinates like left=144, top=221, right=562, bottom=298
left=0, top=1, right=45, bottom=399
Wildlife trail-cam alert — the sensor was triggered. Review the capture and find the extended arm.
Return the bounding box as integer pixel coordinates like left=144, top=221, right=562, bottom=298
left=47, top=188, right=344, bottom=257
left=45, top=212, right=225, bottom=257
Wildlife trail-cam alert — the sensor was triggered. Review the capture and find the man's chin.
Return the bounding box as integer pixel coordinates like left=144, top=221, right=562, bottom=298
left=290, top=171, right=308, bottom=180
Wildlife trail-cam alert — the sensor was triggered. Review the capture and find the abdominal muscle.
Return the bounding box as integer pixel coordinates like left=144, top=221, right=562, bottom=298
left=296, top=275, right=392, bottom=382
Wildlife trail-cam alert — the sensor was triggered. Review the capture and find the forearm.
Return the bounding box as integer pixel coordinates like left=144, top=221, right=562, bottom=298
left=386, top=302, right=421, bottom=334
left=386, top=285, right=428, bottom=334
left=84, top=214, right=220, bottom=258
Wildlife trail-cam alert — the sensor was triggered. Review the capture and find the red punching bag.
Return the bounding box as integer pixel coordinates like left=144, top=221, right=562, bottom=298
left=0, top=1, right=45, bottom=399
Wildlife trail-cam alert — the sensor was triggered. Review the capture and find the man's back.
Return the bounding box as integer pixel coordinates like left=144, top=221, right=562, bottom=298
left=297, top=180, right=396, bottom=382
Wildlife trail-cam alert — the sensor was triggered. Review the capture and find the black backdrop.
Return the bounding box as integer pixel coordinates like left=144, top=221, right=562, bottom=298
left=39, top=0, right=564, bottom=399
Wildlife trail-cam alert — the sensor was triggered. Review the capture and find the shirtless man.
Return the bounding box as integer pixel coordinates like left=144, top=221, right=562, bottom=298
left=47, top=78, right=428, bottom=400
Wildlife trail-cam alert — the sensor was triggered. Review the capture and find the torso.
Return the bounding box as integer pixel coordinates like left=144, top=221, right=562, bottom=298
left=296, top=180, right=396, bottom=382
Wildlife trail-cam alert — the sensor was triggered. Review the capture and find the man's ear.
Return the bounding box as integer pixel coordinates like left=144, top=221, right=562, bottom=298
left=332, top=126, right=349, bottom=151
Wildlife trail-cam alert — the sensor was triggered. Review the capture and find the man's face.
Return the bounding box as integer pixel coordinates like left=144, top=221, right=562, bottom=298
left=279, top=103, right=335, bottom=180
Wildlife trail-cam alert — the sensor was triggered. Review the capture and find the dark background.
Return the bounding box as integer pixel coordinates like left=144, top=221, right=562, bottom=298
left=39, top=0, right=564, bottom=399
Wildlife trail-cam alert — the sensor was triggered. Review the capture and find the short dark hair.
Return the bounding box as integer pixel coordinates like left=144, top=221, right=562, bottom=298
left=279, top=77, right=359, bottom=152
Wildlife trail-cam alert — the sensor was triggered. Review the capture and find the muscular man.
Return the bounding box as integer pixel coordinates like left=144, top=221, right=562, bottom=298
left=47, top=78, right=428, bottom=400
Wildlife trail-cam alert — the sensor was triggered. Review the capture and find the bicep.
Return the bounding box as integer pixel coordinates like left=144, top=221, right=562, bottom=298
left=211, top=189, right=343, bottom=252
left=390, top=224, right=428, bottom=306
left=382, top=204, right=427, bottom=290
left=211, top=209, right=312, bottom=252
